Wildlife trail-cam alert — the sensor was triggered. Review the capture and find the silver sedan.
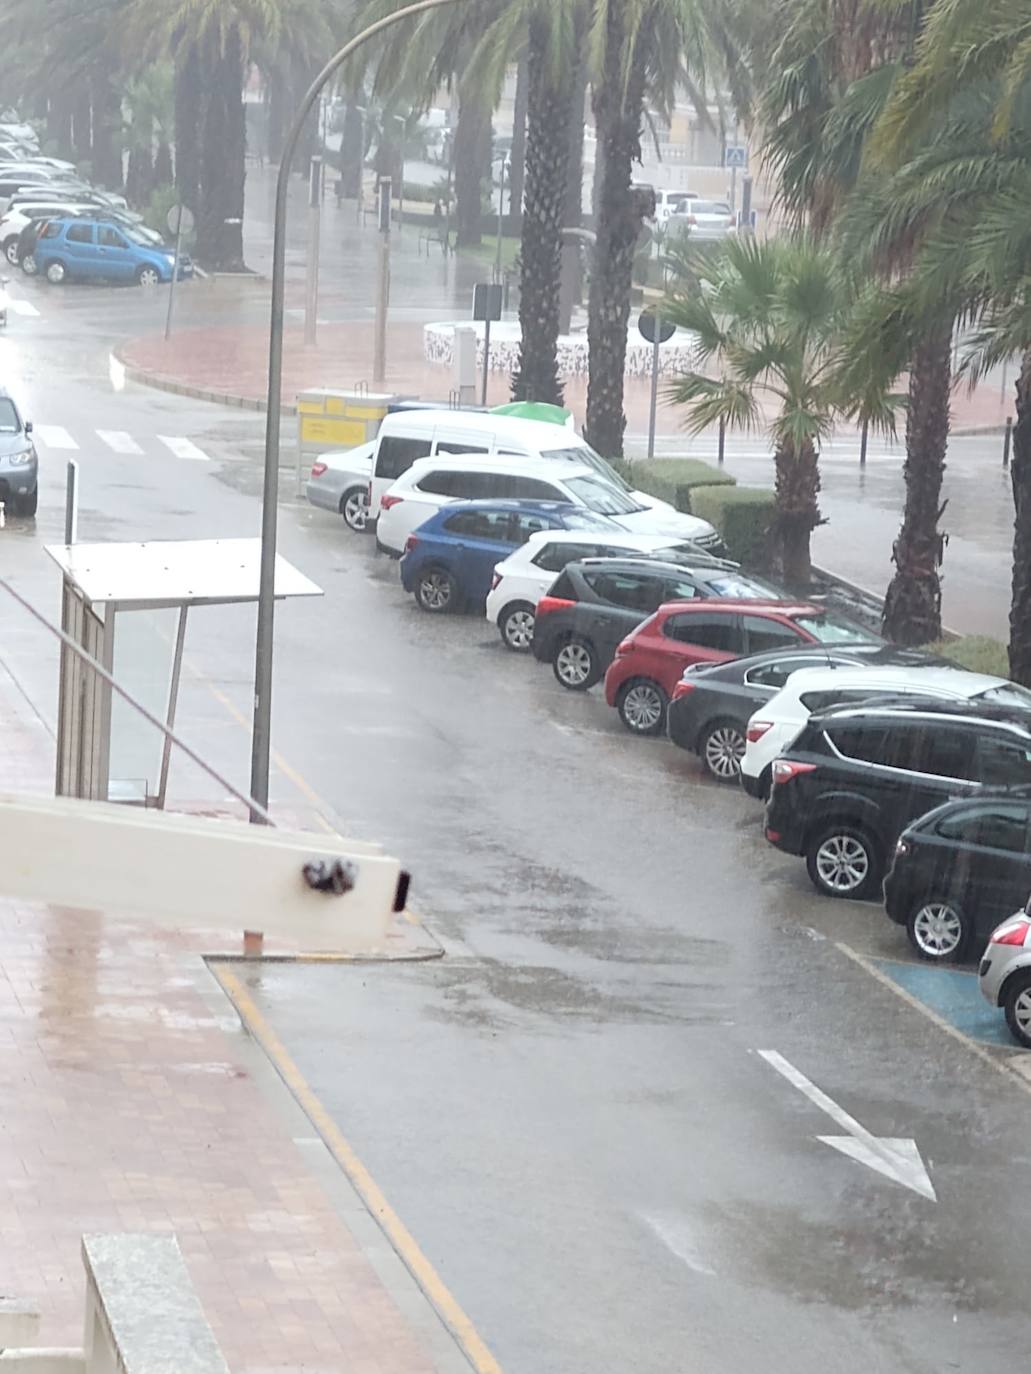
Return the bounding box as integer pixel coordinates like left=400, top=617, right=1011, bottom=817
left=305, top=440, right=375, bottom=532
left=978, top=903, right=1031, bottom=1047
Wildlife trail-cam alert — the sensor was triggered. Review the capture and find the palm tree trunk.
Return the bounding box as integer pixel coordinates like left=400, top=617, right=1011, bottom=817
left=174, top=44, right=201, bottom=212
left=585, top=6, right=653, bottom=457
left=511, top=18, right=574, bottom=406
left=882, top=323, right=952, bottom=644
left=266, top=65, right=286, bottom=164
left=774, top=439, right=822, bottom=590
left=559, top=16, right=588, bottom=335
left=1008, top=348, right=1031, bottom=684
left=339, top=101, right=364, bottom=198
left=72, top=87, right=92, bottom=169
left=91, top=73, right=123, bottom=191
left=507, top=56, right=529, bottom=230
left=47, top=92, right=73, bottom=159
left=454, top=89, right=489, bottom=247
left=196, top=25, right=246, bottom=270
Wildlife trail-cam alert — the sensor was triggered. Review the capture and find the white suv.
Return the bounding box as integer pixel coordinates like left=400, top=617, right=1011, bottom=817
left=485, top=529, right=728, bottom=650
left=741, top=665, right=1028, bottom=798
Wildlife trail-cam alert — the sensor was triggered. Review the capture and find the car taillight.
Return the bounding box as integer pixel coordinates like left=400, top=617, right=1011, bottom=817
left=381, top=494, right=403, bottom=510
left=310, top=462, right=327, bottom=478
left=747, top=720, right=772, bottom=743
left=491, top=572, right=502, bottom=591
left=991, top=919, right=1031, bottom=947
left=770, top=759, right=816, bottom=785
left=403, top=535, right=419, bottom=554
left=614, top=638, right=632, bottom=658
left=685, top=215, right=697, bottom=225
left=671, top=680, right=696, bottom=702
left=536, top=595, right=574, bottom=618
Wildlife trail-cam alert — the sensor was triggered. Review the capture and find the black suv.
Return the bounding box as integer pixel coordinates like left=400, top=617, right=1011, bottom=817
left=531, top=557, right=781, bottom=690
left=667, top=643, right=937, bottom=784
left=765, top=699, right=1031, bottom=899
left=883, top=791, right=1031, bottom=962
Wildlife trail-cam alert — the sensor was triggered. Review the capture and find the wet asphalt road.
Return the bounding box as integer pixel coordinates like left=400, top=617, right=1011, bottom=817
left=2, top=274, right=1030, bottom=1374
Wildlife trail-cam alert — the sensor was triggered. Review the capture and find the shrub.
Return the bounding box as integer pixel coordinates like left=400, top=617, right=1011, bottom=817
left=621, top=457, right=736, bottom=513
left=923, top=635, right=1009, bottom=677
left=690, top=485, right=775, bottom=567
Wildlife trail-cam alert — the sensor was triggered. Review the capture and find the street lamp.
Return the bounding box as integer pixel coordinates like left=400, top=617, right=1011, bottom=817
left=392, top=113, right=406, bottom=230
left=249, top=0, right=462, bottom=820
left=493, top=154, right=509, bottom=282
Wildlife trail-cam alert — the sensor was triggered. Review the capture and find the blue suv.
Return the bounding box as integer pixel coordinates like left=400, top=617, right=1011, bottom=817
left=35, top=217, right=192, bottom=286
left=400, top=500, right=616, bottom=613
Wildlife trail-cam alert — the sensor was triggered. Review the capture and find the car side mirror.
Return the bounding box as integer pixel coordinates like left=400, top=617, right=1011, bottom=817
left=23, top=420, right=32, bottom=434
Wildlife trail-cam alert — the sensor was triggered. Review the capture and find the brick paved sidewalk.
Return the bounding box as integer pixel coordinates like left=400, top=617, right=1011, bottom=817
left=0, top=664, right=451, bottom=1374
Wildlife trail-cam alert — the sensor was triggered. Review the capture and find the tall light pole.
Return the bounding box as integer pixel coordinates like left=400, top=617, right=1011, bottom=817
left=494, top=154, right=509, bottom=281
left=249, top=0, right=462, bottom=821
left=393, top=113, right=406, bottom=230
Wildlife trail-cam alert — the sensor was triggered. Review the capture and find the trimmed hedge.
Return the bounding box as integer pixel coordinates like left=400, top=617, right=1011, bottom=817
left=923, top=635, right=1009, bottom=677
left=690, top=485, right=775, bottom=567
left=616, top=457, right=736, bottom=513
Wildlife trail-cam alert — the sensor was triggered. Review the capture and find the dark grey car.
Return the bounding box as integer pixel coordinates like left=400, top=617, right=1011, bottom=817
left=0, top=388, right=38, bottom=516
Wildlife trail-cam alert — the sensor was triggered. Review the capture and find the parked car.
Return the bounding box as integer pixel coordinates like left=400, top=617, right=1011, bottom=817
left=978, top=904, right=1031, bottom=1047
left=399, top=501, right=619, bottom=613
left=305, top=441, right=376, bottom=531
left=667, top=198, right=736, bottom=241
left=884, top=791, right=1031, bottom=961
left=603, top=601, right=875, bottom=736
left=764, top=699, right=1031, bottom=900
left=486, top=530, right=740, bottom=652
left=6, top=186, right=134, bottom=217
left=367, top=409, right=725, bottom=552
left=0, top=386, right=38, bottom=516
left=532, top=561, right=786, bottom=689
left=667, top=644, right=943, bottom=784
left=35, top=217, right=191, bottom=285
left=741, top=666, right=1028, bottom=800
left=647, top=188, right=696, bottom=223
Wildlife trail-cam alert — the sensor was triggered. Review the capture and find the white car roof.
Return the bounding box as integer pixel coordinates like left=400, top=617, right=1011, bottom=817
left=377, top=407, right=581, bottom=448
left=400, top=454, right=596, bottom=481
left=780, top=664, right=1010, bottom=699
left=315, top=440, right=376, bottom=467
left=520, top=529, right=691, bottom=551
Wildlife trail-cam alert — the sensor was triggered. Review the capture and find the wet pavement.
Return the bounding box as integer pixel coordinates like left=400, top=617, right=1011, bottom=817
left=1, top=236, right=1030, bottom=1374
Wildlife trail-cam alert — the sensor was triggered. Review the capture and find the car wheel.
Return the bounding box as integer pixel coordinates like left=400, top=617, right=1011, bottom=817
left=618, top=680, right=669, bottom=736
left=13, top=486, right=38, bottom=517
left=4, top=238, right=19, bottom=265
left=340, top=485, right=370, bottom=533
left=552, top=637, right=599, bottom=691
left=415, top=567, right=456, bottom=613
left=136, top=265, right=161, bottom=286
left=1002, top=971, right=1031, bottom=1048
left=805, top=823, right=881, bottom=900
left=700, top=719, right=746, bottom=782
left=45, top=260, right=67, bottom=284
left=906, top=898, right=971, bottom=962
left=499, top=603, right=535, bottom=652
left=21, top=252, right=38, bottom=276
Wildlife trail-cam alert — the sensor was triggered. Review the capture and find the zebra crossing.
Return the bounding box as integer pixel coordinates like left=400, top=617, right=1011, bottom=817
left=32, top=424, right=212, bottom=462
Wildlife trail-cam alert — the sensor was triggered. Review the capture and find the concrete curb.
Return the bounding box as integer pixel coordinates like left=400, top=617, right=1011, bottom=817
left=952, top=423, right=1010, bottom=437
left=112, top=350, right=297, bottom=415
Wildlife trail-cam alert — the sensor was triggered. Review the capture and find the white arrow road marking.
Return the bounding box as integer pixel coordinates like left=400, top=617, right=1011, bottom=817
left=33, top=425, right=78, bottom=449
left=158, top=435, right=210, bottom=462
left=639, top=1211, right=716, bottom=1276
left=759, top=1049, right=936, bottom=1201
left=96, top=429, right=144, bottom=455
left=7, top=299, right=39, bottom=317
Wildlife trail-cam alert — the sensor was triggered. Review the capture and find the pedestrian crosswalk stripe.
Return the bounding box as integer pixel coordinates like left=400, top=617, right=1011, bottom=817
left=96, top=429, right=144, bottom=455
left=157, top=435, right=210, bottom=462
left=7, top=299, right=39, bottom=318
left=33, top=425, right=78, bottom=450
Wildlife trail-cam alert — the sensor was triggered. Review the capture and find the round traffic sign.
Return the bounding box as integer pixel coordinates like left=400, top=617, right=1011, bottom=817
left=166, top=204, right=195, bottom=236
left=638, top=309, right=675, bottom=345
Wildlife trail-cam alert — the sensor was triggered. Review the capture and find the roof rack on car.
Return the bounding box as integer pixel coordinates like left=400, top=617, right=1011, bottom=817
left=811, top=696, right=1031, bottom=726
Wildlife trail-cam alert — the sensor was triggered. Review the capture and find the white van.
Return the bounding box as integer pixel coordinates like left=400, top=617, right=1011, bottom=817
left=368, top=410, right=723, bottom=553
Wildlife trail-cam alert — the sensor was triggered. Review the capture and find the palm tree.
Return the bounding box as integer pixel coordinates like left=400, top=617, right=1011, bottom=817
left=663, top=234, right=896, bottom=588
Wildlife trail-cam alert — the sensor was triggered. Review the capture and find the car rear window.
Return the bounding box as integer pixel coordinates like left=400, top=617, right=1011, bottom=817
left=376, top=435, right=432, bottom=481
left=547, top=570, right=578, bottom=600
left=935, top=803, right=1030, bottom=851
left=793, top=614, right=875, bottom=644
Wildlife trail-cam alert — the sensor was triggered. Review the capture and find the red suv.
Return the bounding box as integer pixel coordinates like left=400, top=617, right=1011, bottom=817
left=603, top=600, right=877, bottom=736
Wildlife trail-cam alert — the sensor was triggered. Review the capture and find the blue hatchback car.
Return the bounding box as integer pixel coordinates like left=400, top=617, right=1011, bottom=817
left=400, top=500, right=616, bottom=613
left=35, top=217, right=192, bottom=286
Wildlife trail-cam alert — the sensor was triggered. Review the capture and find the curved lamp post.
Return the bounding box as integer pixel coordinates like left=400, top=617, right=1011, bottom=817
left=250, top=0, right=461, bottom=819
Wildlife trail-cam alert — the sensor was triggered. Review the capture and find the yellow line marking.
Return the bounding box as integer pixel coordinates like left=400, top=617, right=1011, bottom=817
left=215, top=967, right=504, bottom=1374
left=836, top=941, right=1031, bottom=1099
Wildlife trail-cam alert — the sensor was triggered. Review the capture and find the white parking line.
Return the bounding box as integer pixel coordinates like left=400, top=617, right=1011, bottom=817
left=7, top=299, right=40, bottom=318
left=157, top=435, right=210, bottom=462
left=33, top=425, right=78, bottom=450
left=96, top=429, right=144, bottom=455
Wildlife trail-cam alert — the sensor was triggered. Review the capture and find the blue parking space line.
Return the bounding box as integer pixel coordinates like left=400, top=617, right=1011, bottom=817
left=874, top=960, right=1013, bottom=1047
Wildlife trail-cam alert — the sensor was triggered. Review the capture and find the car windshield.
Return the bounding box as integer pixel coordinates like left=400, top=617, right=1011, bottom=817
left=562, top=510, right=615, bottom=530
left=539, top=443, right=636, bottom=495
left=0, top=398, right=21, bottom=433
left=707, top=575, right=778, bottom=598
left=562, top=474, right=642, bottom=516
left=976, top=682, right=1031, bottom=710
left=123, top=225, right=158, bottom=247
left=794, top=613, right=877, bottom=644
left=688, top=201, right=731, bottom=216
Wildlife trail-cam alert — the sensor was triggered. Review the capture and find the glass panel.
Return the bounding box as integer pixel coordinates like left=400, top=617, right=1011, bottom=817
left=107, top=608, right=180, bottom=804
